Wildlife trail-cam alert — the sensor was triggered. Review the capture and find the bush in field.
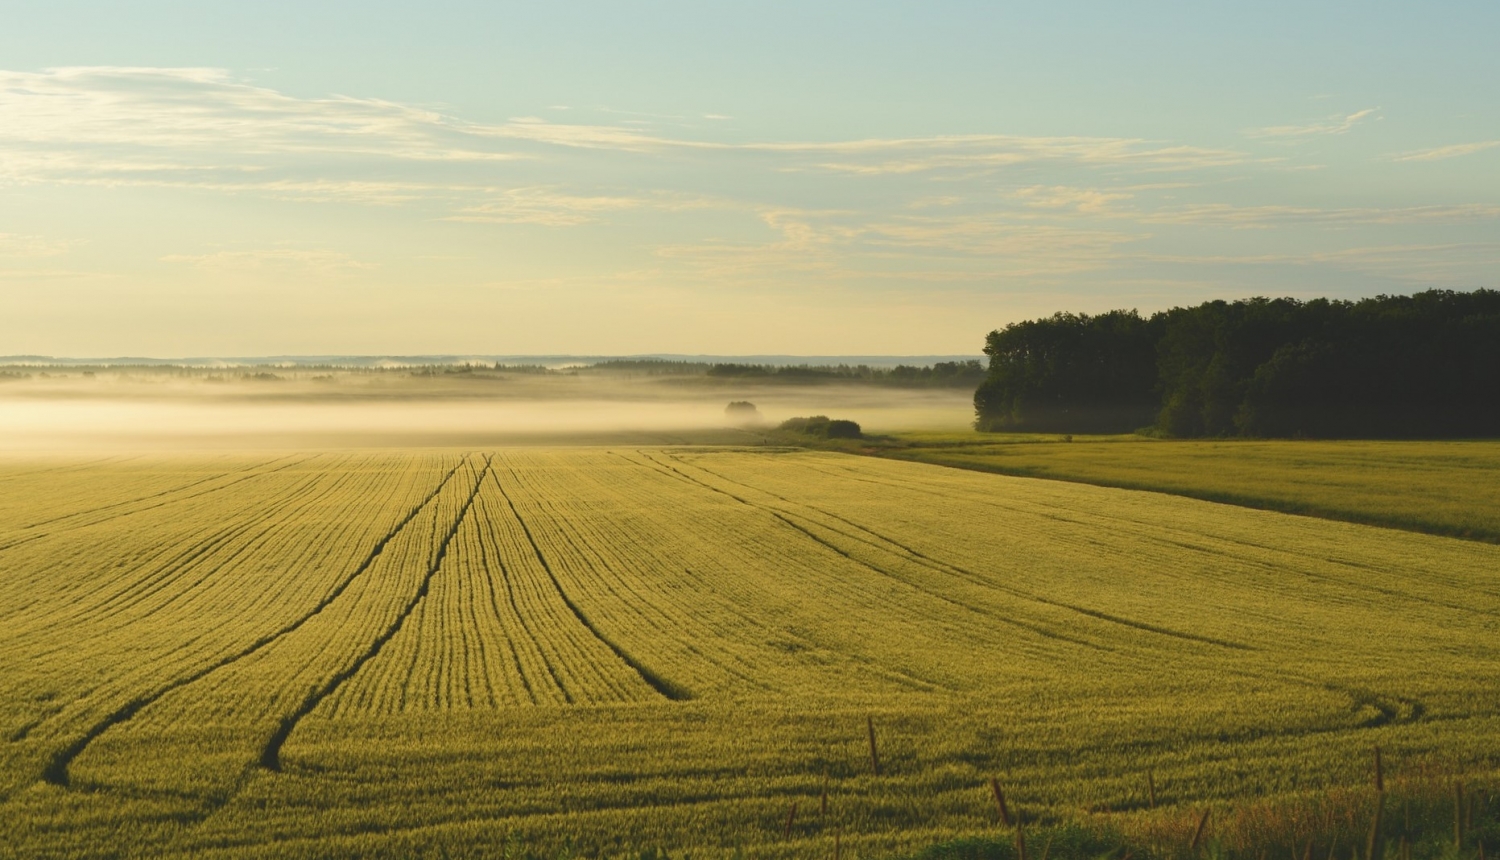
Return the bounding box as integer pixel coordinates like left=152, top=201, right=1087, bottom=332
left=825, top=419, right=861, bottom=438
left=724, top=401, right=764, bottom=427
left=778, top=415, right=861, bottom=439
left=779, top=415, right=830, bottom=436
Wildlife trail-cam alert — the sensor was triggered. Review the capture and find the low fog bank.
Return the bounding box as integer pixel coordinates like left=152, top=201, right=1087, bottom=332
left=0, top=371, right=973, bottom=451
left=2, top=353, right=981, bottom=370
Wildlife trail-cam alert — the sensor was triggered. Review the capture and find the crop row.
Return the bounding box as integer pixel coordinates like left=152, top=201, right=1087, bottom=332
left=0, top=453, right=468, bottom=795
left=1, top=449, right=1497, bottom=858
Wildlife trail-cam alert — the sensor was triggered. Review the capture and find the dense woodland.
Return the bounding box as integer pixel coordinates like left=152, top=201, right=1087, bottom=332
left=974, top=289, right=1500, bottom=437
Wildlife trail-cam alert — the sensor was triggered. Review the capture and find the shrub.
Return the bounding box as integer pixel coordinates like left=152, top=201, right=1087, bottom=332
left=724, top=401, right=764, bottom=427
left=777, top=416, right=861, bottom=439
left=826, top=419, right=861, bottom=439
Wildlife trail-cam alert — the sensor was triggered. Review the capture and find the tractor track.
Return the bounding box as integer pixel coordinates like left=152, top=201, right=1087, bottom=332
left=260, top=455, right=492, bottom=770
left=491, top=462, right=690, bottom=702
left=40, top=456, right=470, bottom=787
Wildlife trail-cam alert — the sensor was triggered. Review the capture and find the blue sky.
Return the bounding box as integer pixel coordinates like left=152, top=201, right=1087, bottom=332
left=2, top=2, right=1497, bottom=356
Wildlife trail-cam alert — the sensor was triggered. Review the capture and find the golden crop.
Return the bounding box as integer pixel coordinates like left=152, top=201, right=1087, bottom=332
left=0, top=449, right=1496, bottom=859
left=874, top=436, right=1500, bottom=542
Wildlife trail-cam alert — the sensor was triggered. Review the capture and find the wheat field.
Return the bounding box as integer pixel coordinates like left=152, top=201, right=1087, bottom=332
left=874, top=436, right=1500, bottom=542
left=0, top=449, right=1496, bottom=859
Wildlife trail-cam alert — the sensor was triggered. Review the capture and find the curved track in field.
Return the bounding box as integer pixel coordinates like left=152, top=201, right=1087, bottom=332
left=42, top=458, right=470, bottom=787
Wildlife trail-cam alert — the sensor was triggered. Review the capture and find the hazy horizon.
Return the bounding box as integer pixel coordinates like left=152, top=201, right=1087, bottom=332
left=0, top=367, right=976, bottom=451
left=0, top=352, right=982, bottom=367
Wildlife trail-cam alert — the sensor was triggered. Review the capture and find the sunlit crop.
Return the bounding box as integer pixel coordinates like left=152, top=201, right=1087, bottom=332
left=0, top=449, right=1496, bottom=859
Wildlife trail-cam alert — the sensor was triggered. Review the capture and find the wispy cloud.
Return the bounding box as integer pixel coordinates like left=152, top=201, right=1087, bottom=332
left=444, top=187, right=717, bottom=226
left=0, top=67, right=1255, bottom=188
left=1141, top=243, right=1500, bottom=285
left=1392, top=140, right=1500, bottom=162
left=866, top=219, right=1138, bottom=274
left=775, top=136, right=1251, bottom=175
left=0, top=233, right=71, bottom=258
left=3, top=66, right=1496, bottom=305
left=1287, top=243, right=1500, bottom=282
left=0, top=67, right=516, bottom=160
left=656, top=207, right=1139, bottom=284
left=1140, top=202, right=1500, bottom=228
left=160, top=248, right=375, bottom=274
left=1014, top=185, right=1135, bottom=214
left=1247, top=108, right=1379, bottom=138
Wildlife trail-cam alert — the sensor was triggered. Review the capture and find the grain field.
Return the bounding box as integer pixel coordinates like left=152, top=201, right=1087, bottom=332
left=0, top=449, right=1496, bottom=859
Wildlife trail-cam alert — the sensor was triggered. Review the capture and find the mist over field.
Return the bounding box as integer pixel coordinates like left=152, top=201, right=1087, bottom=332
left=0, top=367, right=973, bottom=450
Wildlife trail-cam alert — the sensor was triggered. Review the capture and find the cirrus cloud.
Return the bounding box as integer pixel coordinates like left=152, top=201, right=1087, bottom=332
left=1247, top=108, right=1380, bottom=139
left=1392, top=140, right=1500, bottom=162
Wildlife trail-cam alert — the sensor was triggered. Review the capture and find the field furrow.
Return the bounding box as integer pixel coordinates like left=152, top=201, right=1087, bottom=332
left=1, top=447, right=1497, bottom=859
left=259, top=455, right=493, bottom=768
left=0, top=453, right=465, bottom=796
left=327, top=465, right=677, bottom=711
left=33, top=455, right=472, bottom=787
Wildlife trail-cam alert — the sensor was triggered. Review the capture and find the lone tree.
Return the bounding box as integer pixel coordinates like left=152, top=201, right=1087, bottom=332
left=724, top=401, right=764, bottom=427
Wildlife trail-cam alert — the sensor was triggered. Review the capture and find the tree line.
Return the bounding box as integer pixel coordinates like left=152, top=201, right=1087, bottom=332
left=974, top=289, right=1500, bottom=438
left=707, top=360, right=983, bottom=388
left=583, top=359, right=984, bottom=387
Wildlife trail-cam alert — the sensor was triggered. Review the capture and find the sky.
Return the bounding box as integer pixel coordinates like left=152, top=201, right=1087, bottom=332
left=1, top=1, right=1497, bottom=357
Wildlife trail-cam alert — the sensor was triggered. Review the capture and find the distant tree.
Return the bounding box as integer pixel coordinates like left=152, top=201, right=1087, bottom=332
left=705, top=361, right=981, bottom=387
left=724, top=401, right=764, bottom=426
left=707, top=363, right=770, bottom=378
left=825, top=419, right=862, bottom=439
left=974, top=310, right=1160, bottom=432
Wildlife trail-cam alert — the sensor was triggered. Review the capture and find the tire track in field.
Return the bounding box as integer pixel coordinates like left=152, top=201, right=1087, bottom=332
left=613, top=454, right=974, bottom=692
left=39, top=457, right=469, bottom=788
left=18, top=455, right=300, bottom=529
left=490, top=462, right=690, bottom=702
left=646, top=455, right=1397, bottom=739
left=731, top=455, right=1255, bottom=651
left=15, top=456, right=304, bottom=531
left=796, top=458, right=1500, bottom=621
left=5, top=455, right=356, bottom=653
left=259, top=455, right=491, bottom=771
left=5, top=505, right=284, bottom=643
left=0, top=455, right=310, bottom=555
left=12, top=460, right=342, bottom=643
left=631, top=451, right=1109, bottom=656
left=1, top=454, right=137, bottom=477
left=671, top=454, right=1256, bottom=653
left=470, top=478, right=575, bottom=705
left=675, top=460, right=1446, bottom=725
left=504, top=458, right=772, bottom=695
